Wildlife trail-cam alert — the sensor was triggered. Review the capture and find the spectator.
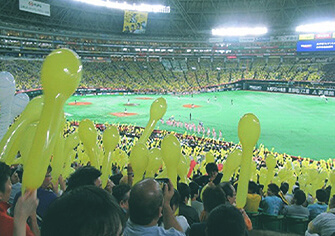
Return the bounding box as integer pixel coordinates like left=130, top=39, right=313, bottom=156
left=260, top=183, right=284, bottom=215
left=244, top=181, right=261, bottom=212
left=220, top=182, right=252, bottom=230
left=123, top=178, right=184, bottom=235
left=206, top=204, right=246, bottom=236
left=189, top=181, right=203, bottom=218
left=177, top=182, right=200, bottom=226
left=282, top=189, right=309, bottom=218
left=307, top=195, right=335, bottom=236
left=9, top=167, right=22, bottom=205
left=205, top=162, right=223, bottom=185
left=66, top=166, right=102, bottom=191
left=279, top=182, right=290, bottom=205
left=0, top=162, right=39, bottom=236
left=160, top=189, right=190, bottom=233
left=308, top=189, right=328, bottom=220
left=112, top=184, right=131, bottom=219
left=41, top=185, right=125, bottom=236
left=12, top=165, right=57, bottom=226
left=189, top=186, right=226, bottom=236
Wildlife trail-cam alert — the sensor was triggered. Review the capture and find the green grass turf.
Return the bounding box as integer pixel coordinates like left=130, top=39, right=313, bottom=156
left=64, top=91, right=335, bottom=161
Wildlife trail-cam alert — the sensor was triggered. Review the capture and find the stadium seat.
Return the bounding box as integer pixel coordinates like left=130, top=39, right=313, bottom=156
left=259, top=213, right=284, bottom=232
left=246, top=211, right=260, bottom=230
left=283, top=216, right=309, bottom=235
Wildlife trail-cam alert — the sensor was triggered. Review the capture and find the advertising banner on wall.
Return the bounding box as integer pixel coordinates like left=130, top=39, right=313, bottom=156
left=19, top=0, right=50, bottom=16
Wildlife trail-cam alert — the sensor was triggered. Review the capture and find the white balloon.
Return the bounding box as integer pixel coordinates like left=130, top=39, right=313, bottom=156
left=10, top=93, right=30, bottom=123
left=0, top=71, right=16, bottom=141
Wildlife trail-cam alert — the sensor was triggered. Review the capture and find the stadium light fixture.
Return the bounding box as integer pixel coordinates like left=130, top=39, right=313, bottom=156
left=212, top=27, right=268, bottom=36
left=73, top=0, right=170, bottom=13
left=296, top=21, right=335, bottom=33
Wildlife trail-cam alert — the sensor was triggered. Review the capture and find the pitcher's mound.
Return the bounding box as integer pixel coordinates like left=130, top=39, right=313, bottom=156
left=111, top=112, right=138, bottom=117
left=68, top=102, right=92, bottom=106
left=136, top=97, right=153, bottom=100
left=183, top=104, right=201, bottom=108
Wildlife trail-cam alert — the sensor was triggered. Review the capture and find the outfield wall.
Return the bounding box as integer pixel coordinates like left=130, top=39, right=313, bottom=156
left=22, top=79, right=335, bottom=98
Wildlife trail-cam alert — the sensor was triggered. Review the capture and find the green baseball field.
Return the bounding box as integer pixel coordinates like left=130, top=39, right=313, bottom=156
left=64, top=91, right=335, bottom=161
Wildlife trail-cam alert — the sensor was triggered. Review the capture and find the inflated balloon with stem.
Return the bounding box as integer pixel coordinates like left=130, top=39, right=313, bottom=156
left=221, top=149, right=242, bottom=182
left=145, top=148, right=163, bottom=178
left=101, top=126, right=120, bottom=188
left=263, top=154, right=277, bottom=192
left=78, top=119, right=99, bottom=168
left=205, top=151, right=214, bottom=164
left=236, top=113, right=260, bottom=209
left=22, top=49, right=82, bottom=191
left=0, top=96, right=43, bottom=163
left=138, top=97, right=167, bottom=144
left=129, top=143, right=149, bottom=184
left=161, top=134, right=181, bottom=187
left=177, top=154, right=190, bottom=183
left=10, top=93, right=30, bottom=124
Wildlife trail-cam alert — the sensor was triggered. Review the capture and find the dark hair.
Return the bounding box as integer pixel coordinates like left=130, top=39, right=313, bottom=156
left=177, top=183, right=191, bottom=202
left=189, top=181, right=200, bottom=199
left=112, top=184, right=131, bottom=204
left=280, top=182, right=289, bottom=195
left=0, top=162, right=10, bottom=193
left=170, top=189, right=180, bottom=209
left=206, top=204, right=246, bottom=236
left=294, top=190, right=306, bottom=205
left=206, top=163, right=218, bottom=174
left=268, top=183, right=280, bottom=197
left=128, top=178, right=163, bottom=225
left=202, top=186, right=226, bottom=213
left=67, top=166, right=102, bottom=191
left=316, top=189, right=327, bottom=203
left=41, top=185, right=125, bottom=236
left=219, top=182, right=234, bottom=198
left=248, top=181, right=258, bottom=194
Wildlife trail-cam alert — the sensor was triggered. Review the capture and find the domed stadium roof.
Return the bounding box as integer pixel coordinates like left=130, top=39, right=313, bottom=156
left=0, top=0, right=334, bottom=38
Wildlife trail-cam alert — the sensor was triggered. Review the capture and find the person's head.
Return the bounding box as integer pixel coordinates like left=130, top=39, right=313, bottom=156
left=248, top=181, right=258, bottom=194
left=10, top=167, right=20, bottom=184
left=206, top=163, right=218, bottom=179
left=0, top=162, right=11, bottom=203
left=206, top=204, right=246, bottom=236
left=128, top=178, right=163, bottom=226
left=112, top=184, right=131, bottom=212
left=280, top=182, right=289, bottom=195
left=67, top=166, right=102, bottom=191
left=219, top=182, right=236, bottom=205
left=316, top=189, right=327, bottom=203
left=202, top=186, right=226, bottom=213
left=189, top=181, right=200, bottom=200
left=267, top=183, right=280, bottom=197
left=177, top=182, right=191, bottom=203
left=170, top=189, right=181, bottom=212
left=41, top=185, right=125, bottom=236
left=329, top=195, right=335, bottom=209
left=41, top=165, right=53, bottom=189
left=293, top=189, right=306, bottom=205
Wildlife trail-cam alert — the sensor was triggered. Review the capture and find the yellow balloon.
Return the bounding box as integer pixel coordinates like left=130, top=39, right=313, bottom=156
left=145, top=148, right=163, bottom=178
left=138, top=97, right=167, bottom=144
left=129, top=143, right=149, bottom=184
left=236, top=113, right=260, bottom=209
left=78, top=119, right=99, bottom=168
left=177, top=154, right=189, bottom=183
left=22, top=49, right=81, bottom=191
left=221, top=149, right=242, bottom=182
left=101, top=126, right=120, bottom=188
left=50, top=118, right=66, bottom=184
left=0, top=96, right=43, bottom=163
left=263, top=154, right=277, bottom=192
left=205, top=151, right=215, bottom=163
left=161, top=134, right=181, bottom=187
